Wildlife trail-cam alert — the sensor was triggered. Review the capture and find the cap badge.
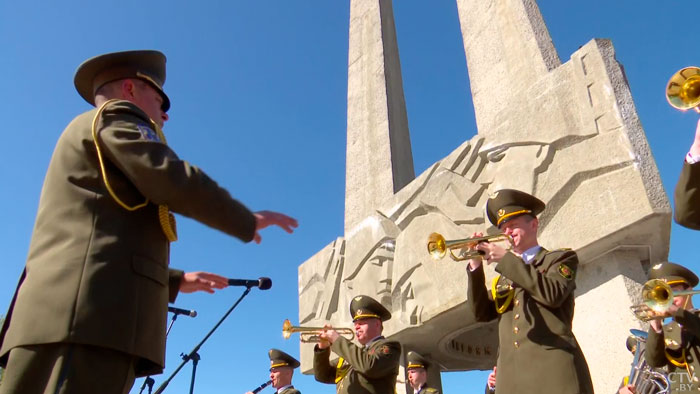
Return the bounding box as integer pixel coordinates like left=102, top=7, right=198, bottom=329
left=354, top=296, right=362, bottom=301
left=355, top=309, right=363, bottom=317
left=497, top=209, right=505, bottom=217
left=652, top=263, right=663, bottom=270
left=490, top=191, right=499, bottom=199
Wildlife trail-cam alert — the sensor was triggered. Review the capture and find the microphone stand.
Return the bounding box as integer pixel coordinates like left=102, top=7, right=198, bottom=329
left=154, top=286, right=254, bottom=394
left=138, top=309, right=183, bottom=394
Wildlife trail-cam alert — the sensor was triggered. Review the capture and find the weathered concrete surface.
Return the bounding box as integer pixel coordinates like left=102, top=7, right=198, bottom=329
left=344, top=0, right=414, bottom=233
left=300, top=1, right=670, bottom=393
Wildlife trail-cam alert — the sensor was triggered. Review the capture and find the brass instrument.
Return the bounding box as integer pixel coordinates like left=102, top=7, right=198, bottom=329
left=427, top=232, right=513, bottom=261
left=666, top=67, right=700, bottom=112
left=251, top=380, right=273, bottom=394
left=626, top=329, right=670, bottom=394
left=630, top=279, right=700, bottom=321
left=282, top=319, right=355, bottom=343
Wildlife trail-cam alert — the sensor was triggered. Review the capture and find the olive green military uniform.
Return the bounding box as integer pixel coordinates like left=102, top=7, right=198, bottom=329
left=675, top=162, right=700, bottom=229
left=0, top=51, right=257, bottom=393
left=268, top=349, right=301, bottom=394
left=313, top=295, right=401, bottom=394
left=405, top=351, right=440, bottom=394
left=277, top=387, right=301, bottom=394
left=645, top=262, right=700, bottom=392
left=466, top=189, right=593, bottom=394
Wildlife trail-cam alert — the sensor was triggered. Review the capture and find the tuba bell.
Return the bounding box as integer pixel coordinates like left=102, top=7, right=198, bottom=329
left=666, top=67, right=700, bottom=112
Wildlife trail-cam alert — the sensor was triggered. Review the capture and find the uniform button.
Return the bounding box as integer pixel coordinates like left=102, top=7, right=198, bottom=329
left=513, top=327, right=519, bottom=334
left=514, top=313, right=520, bottom=320
left=514, top=341, right=519, bottom=349
left=514, top=299, right=520, bottom=306
left=693, top=375, right=698, bottom=382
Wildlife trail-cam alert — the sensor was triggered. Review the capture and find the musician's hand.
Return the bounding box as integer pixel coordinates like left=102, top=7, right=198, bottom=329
left=245, top=391, right=255, bottom=394
left=179, top=272, right=229, bottom=294
left=649, top=317, right=664, bottom=334
left=319, top=324, right=339, bottom=348
left=477, top=242, right=507, bottom=265
left=466, top=232, right=484, bottom=271
left=690, top=118, right=700, bottom=158
left=253, top=210, right=298, bottom=244
left=618, top=384, right=636, bottom=394
left=487, top=366, right=497, bottom=389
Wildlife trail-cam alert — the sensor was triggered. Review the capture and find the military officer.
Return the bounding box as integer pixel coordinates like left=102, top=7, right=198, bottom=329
left=465, top=189, right=593, bottom=394
left=0, top=50, right=297, bottom=394
left=674, top=118, right=700, bottom=229
left=645, top=262, right=700, bottom=392
left=246, top=349, right=301, bottom=394
left=405, top=351, right=439, bottom=394
left=313, top=295, right=401, bottom=394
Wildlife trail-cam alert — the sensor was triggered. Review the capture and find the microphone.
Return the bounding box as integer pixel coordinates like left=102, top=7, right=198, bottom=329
left=227, top=277, right=272, bottom=290
left=168, top=306, right=197, bottom=317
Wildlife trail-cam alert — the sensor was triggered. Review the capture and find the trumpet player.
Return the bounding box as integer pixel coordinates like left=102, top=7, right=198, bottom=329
left=465, top=189, right=593, bottom=394
left=313, top=295, right=400, bottom=394
left=644, top=262, right=700, bottom=392
left=674, top=118, right=700, bottom=230
left=405, top=351, right=439, bottom=394
left=246, top=349, right=301, bottom=394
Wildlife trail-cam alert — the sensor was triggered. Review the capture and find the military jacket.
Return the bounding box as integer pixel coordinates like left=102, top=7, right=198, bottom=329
left=646, top=310, right=700, bottom=392
left=0, top=101, right=256, bottom=376
left=277, top=386, right=301, bottom=394
left=675, top=161, right=700, bottom=229
left=313, top=336, right=401, bottom=394
left=466, top=248, right=594, bottom=394
left=415, top=384, right=439, bottom=394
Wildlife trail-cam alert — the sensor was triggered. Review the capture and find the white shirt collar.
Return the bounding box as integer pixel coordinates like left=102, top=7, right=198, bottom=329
left=519, top=245, right=542, bottom=264
left=276, top=384, right=292, bottom=394
left=414, top=384, right=425, bottom=394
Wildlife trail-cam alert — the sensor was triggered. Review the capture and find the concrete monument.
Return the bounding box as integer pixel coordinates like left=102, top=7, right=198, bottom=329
left=299, top=1, right=669, bottom=393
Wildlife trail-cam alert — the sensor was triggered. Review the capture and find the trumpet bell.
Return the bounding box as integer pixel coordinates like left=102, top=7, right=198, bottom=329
left=631, top=279, right=700, bottom=321
left=666, top=67, right=700, bottom=112
left=427, top=232, right=512, bottom=261
left=282, top=319, right=355, bottom=343
left=427, top=233, right=447, bottom=260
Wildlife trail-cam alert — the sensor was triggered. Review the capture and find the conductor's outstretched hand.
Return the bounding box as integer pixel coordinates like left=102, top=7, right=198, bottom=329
left=253, top=210, right=298, bottom=244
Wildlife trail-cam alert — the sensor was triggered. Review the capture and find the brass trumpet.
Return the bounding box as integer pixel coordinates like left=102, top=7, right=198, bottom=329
left=282, top=319, right=355, bottom=343
left=666, top=66, right=700, bottom=112
left=427, top=232, right=513, bottom=261
left=630, top=279, right=700, bottom=321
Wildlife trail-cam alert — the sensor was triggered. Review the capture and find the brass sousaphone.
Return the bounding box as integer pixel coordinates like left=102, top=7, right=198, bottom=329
left=666, top=66, right=700, bottom=112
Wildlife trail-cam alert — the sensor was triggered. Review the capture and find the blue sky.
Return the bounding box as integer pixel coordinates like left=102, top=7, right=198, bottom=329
left=0, top=1, right=697, bottom=393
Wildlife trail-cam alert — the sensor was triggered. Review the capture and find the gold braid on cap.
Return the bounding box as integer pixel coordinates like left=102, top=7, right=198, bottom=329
left=407, top=363, right=425, bottom=369
left=270, top=362, right=289, bottom=368
left=92, top=100, right=177, bottom=242
left=496, top=209, right=531, bottom=226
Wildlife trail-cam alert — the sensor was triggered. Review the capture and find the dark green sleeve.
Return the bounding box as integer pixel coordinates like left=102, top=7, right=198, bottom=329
left=495, top=250, right=577, bottom=308
left=168, top=269, right=184, bottom=303
left=671, top=309, right=700, bottom=337
left=330, top=338, right=400, bottom=379
left=644, top=327, right=668, bottom=368
left=675, top=161, right=700, bottom=229
left=313, top=345, right=337, bottom=384
left=96, top=100, right=256, bottom=242
left=466, top=265, right=498, bottom=322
